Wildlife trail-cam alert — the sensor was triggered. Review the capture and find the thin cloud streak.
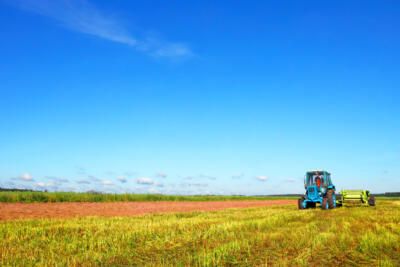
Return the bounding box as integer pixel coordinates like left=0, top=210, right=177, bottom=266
left=6, top=0, right=192, bottom=58
left=136, top=177, right=154, bottom=185
left=45, top=176, right=69, bottom=184
left=256, top=175, right=269, bottom=182
left=117, top=176, right=127, bottom=183
left=101, top=180, right=114, bottom=186
left=13, top=173, right=35, bottom=182
left=77, top=180, right=91, bottom=184
left=155, top=172, right=167, bottom=178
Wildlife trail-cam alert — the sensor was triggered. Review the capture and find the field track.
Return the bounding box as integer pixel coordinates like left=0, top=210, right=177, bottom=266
left=0, top=200, right=295, bottom=220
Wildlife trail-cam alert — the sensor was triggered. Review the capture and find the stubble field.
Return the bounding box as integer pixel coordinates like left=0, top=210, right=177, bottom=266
left=0, top=198, right=399, bottom=266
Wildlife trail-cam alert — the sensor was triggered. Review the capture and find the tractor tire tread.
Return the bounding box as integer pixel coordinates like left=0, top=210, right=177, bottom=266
left=322, top=198, right=328, bottom=210
left=327, top=190, right=335, bottom=209
left=368, top=196, right=376, bottom=206
left=298, top=198, right=304, bottom=209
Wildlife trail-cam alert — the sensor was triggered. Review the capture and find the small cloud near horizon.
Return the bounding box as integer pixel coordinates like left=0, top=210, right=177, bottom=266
left=101, top=180, right=114, bottom=186
left=45, top=176, right=69, bottom=184
left=77, top=180, right=91, bottom=184
left=124, top=171, right=137, bottom=177
left=14, top=173, right=34, bottom=182
left=155, top=182, right=164, bottom=187
left=156, top=172, right=167, bottom=178
left=256, top=175, right=269, bottom=182
left=198, top=174, right=217, bottom=180
left=117, top=176, right=127, bottom=183
left=75, top=166, right=87, bottom=175
left=35, top=182, right=54, bottom=188
left=88, top=175, right=101, bottom=182
left=231, top=173, right=244, bottom=179
left=147, top=187, right=160, bottom=194
left=136, top=177, right=154, bottom=185
left=181, top=182, right=208, bottom=188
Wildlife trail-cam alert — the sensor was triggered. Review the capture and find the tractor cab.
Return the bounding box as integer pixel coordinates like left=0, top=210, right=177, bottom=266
left=304, top=171, right=334, bottom=191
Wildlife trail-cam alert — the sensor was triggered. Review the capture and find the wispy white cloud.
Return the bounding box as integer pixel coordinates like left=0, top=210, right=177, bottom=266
left=88, top=175, right=101, bottom=182
left=101, top=180, right=114, bottom=186
left=256, top=175, right=269, bottom=182
left=155, top=172, right=167, bottom=178
left=117, top=176, right=127, bottom=183
left=147, top=187, right=160, bottom=194
left=77, top=180, right=91, bottom=184
left=136, top=177, right=154, bottom=185
left=76, top=166, right=87, bottom=175
left=16, top=173, right=34, bottom=182
left=35, top=181, right=55, bottom=188
left=198, top=174, right=217, bottom=180
left=45, top=176, right=69, bottom=184
left=231, top=173, right=244, bottom=179
left=5, top=0, right=192, bottom=58
left=154, top=182, right=164, bottom=187
left=124, top=171, right=137, bottom=177
left=1, top=180, right=17, bottom=189
left=151, top=43, right=192, bottom=58
left=181, top=182, right=209, bottom=188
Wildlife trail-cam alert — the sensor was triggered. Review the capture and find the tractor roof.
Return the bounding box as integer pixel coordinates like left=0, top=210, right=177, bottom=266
left=306, top=170, right=331, bottom=175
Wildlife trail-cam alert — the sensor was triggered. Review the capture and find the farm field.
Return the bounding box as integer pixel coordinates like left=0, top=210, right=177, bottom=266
left=0, top=199, right=399, bottom=266
left=0, top=199, right=295, bottom=220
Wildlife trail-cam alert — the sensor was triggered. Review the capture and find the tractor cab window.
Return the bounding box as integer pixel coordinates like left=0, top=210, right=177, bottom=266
left=305, top=173, right=324, bottom=187
left=324, top=175, right=332, bottom=186
left=325, top=175, right=332, bottom=185
left=305, top=175, right=314, bottom=187
left=314, top=175, right=323, bottom=187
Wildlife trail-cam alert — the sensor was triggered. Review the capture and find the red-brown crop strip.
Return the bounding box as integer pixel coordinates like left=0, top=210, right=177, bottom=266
left=0, top=200, right=295, bottom=221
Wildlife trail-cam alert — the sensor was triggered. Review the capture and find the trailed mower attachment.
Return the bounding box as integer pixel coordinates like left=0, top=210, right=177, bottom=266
left=339, top=190, right=375, bottom=206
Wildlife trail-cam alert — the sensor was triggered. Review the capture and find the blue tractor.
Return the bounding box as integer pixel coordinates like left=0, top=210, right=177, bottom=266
left=298, top=170, right=337, bottom=210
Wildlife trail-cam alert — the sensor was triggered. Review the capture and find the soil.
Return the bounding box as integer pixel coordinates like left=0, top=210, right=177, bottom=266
left=0, top=200, right=295, bottom=221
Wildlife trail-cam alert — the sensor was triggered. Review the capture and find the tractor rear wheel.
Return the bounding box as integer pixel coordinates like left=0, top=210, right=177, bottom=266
left=298, top=196, right=305, bottom=209
left=322, top=198, right=328, bottom=210
left=368, top=196, right=376, bottom=206
left=327, top=190, right=335, bottom=209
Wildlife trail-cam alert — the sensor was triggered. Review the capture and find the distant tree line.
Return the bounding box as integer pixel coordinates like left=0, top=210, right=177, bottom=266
left=0, top=187, right=39, bottom=192
left=374, top=192, right=400, bottom=197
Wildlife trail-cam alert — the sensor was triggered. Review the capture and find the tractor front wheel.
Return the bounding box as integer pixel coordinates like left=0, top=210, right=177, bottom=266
left=298, top=196, right=305, bottom=209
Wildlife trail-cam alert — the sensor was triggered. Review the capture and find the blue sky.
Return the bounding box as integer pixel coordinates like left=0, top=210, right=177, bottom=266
left=0, top=0, right=399, bottom=195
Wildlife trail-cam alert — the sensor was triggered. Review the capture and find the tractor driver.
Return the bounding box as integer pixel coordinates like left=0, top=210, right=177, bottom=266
left=315, top=172, right=322, bottom=188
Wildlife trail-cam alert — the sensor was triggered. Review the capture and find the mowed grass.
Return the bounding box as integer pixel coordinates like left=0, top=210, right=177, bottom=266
left=0, top=191, right=296, bottom=203
left=0, top=201, right=399, bottom=266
